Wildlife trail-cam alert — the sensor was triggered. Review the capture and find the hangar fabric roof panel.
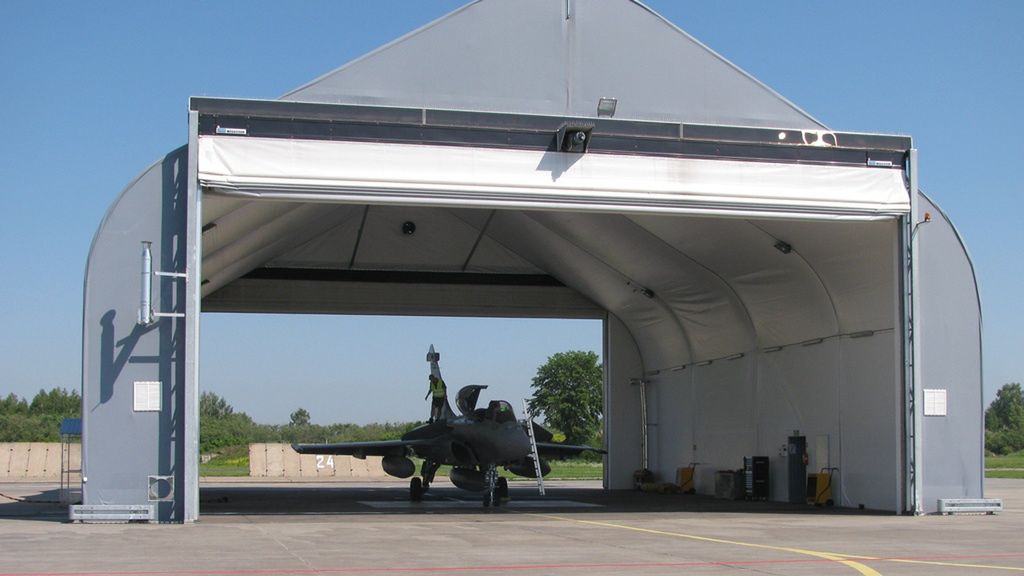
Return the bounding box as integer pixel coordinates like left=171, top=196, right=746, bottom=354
left=283, top=0, right=824, bottom=129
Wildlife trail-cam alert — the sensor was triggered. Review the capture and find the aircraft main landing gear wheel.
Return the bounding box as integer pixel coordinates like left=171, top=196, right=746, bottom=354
left=410, top=477, right=424, bottom=502
left=483, top=491, right=492, bottom=507
left=497, top=477, right=509, bottom=501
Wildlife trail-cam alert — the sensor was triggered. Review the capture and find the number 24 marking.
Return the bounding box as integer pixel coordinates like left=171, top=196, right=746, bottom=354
left=315, top=455, right=335, bottom=469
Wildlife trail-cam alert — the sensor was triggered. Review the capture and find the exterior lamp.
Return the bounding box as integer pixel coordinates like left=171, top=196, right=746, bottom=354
left=557, top=123, right=593, bottom=154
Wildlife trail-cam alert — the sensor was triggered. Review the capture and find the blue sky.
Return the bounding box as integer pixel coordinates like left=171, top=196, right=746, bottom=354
left=1, top=1, right=1020, bottom=424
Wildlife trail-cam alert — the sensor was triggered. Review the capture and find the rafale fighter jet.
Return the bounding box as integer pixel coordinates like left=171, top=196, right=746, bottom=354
left=292, top=345, right=604, bottom=507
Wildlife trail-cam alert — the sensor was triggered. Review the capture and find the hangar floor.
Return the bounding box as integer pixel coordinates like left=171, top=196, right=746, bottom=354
left=1, top=479, right=1023, bottom=575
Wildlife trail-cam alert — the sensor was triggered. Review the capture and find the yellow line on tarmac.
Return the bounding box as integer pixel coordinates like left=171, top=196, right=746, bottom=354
left=529, top=513, right=882, bottom=576
left=871, top=558, right=1024, bottom=572
left=826, top=550, right=1024, bottom=572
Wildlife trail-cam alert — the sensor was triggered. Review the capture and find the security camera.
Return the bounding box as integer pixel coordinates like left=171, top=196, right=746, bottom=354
left=556, top=123, right=594, bottom=154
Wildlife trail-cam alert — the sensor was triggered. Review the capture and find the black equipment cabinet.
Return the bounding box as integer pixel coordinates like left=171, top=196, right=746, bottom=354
left=744, top=456, right=769, bottom=500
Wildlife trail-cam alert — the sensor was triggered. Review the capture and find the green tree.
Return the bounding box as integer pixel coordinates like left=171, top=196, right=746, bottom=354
left=0, top=389, right=80, bottom=442
left=0, top=393, right=28, bottom=415
left=198, top=392, right=260, bottom=452
left=28, top=388, right=80, bottom=416
left=200, top=391, right=235, bottom=420
left=527, top=350, right=603, bottom=446
left=986, top=383, right=1024, bottom=455
left=290, top=407, right=311, bottom=427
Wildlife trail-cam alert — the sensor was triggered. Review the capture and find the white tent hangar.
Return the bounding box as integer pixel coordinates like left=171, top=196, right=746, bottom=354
left=80, top=0, right=983, bottom=523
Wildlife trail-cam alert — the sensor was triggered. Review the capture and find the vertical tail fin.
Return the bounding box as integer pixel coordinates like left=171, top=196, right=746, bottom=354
left=427, top=345, right=457, bottom=421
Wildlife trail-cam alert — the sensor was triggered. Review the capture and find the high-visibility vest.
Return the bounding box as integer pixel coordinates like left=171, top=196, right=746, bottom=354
left=430, top=378, right=446, bottom=398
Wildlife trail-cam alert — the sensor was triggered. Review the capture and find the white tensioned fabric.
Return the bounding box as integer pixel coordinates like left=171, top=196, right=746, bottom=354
left=198, top=135, right=907, bottom=366
left=198, top=137, right=908, bottom=217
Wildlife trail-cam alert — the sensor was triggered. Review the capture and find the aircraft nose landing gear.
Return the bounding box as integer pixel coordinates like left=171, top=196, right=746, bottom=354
left=483, top=465, right=499, bottom=507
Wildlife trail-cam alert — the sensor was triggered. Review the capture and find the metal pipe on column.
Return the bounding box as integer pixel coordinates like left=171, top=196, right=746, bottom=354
left=139, top=241, right=153, bottom=325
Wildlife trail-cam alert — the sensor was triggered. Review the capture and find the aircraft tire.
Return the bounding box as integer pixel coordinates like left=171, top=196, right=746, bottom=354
left=497, top=477, right=509, bottom=500
left=482, top=491, right=492, bottom=507
left=410, top=477, right=424, bottom=502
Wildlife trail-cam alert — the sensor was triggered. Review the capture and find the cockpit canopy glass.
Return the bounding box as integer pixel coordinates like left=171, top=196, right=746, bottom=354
left=486, top=400, right=516, bottom=424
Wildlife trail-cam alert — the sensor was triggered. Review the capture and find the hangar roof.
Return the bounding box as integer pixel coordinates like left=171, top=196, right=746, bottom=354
left=197, top=0, right=911, bottom=370
left=282, top=0, right=825, bottom=129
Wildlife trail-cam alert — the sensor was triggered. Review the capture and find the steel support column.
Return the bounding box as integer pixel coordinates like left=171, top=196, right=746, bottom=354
left=902, top=148, right=923, bottom=515
left=184, top=111, right=202, bottom=522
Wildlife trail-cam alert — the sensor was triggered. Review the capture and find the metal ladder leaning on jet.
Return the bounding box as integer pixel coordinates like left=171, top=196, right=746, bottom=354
left=522, top=398, right=545, bottom=496
left=293, top=345, right=605, bottom=507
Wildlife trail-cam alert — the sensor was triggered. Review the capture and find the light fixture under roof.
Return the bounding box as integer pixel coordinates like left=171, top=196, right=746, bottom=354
left=774, top=240, right=793, bottom=254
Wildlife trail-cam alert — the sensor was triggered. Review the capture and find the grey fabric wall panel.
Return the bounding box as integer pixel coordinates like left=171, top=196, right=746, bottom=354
left=82, top=147, right=188, bottom=522
left=918, top=192, right=984, bottom=511
left=605, top=314, right=644, bottom=490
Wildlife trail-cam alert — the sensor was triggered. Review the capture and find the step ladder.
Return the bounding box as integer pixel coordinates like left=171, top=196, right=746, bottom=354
left=523, top=399, right=545, bottom=496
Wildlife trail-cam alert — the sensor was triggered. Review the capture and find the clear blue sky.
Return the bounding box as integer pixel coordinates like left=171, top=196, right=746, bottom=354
left=1, top=1, right=1020, bottom=424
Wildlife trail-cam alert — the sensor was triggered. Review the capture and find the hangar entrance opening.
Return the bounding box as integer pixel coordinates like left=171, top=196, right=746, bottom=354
left=199, top=178, right=904, bottom=511
left=188, top=96, right=917, bottom=518
left=198, top=313, right=606, bottom=486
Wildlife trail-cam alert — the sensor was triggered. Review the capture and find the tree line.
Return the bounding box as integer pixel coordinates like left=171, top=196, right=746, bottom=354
left=0, top=350, right=605, bottom=455
left=4, top=376, right=1020, bottom=457
left=198, top=391, right=420, bottom=453
left=199, top=350, right=605, bottom=455
left=0, top=388, right=81, bottom=442
left=986, top=382, right=1024, bottom=455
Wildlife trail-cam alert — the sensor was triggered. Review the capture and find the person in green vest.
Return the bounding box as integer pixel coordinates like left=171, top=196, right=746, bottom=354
left=425, top=374, right=447, bottom=422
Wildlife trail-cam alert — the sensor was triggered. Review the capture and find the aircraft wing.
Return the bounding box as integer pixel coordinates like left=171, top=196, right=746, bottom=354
left=535, top=441, right=606, bottom=459
left=292, top=439, right=432, bottom=459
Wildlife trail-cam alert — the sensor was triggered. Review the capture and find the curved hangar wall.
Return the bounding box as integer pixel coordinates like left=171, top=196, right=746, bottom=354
left=81, top=147, right=194, bottom=522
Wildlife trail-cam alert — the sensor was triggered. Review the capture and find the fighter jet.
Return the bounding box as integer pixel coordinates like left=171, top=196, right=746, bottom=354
left=292, top=345, right=604, bottom=507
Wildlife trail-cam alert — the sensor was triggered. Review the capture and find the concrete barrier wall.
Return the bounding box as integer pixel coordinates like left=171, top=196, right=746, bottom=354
left=0, top=443, right=81, bottom=480
left=249, top=444, right=388, bottom=480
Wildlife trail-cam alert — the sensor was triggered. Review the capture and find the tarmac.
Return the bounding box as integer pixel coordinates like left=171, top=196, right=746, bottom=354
left=1, top=478, right=1022, bottom=576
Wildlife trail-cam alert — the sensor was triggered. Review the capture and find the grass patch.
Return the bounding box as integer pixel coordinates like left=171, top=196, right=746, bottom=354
left=985, top=453, right=1024, bottom=469
left=200, top=446, right=251, bottom=477
left=199, top=465, right=250, bottom=477
left=543, top=460, right=603, bottom=480
left=409, top=458, right=603, bottom=481
left=986, top=470, right=1024, bottom=479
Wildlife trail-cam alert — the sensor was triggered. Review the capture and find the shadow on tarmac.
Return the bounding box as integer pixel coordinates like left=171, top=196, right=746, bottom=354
left=0, top=485, right=73, bottom=522
left=1, top=480, right=899, bottom=522
left=197, top=482, right=892, bottom=518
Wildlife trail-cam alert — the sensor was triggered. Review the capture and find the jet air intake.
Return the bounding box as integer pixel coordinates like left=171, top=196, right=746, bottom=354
left=382, top=455, right=416, bottom=479
left=507, top=457, right=551, bottom=479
